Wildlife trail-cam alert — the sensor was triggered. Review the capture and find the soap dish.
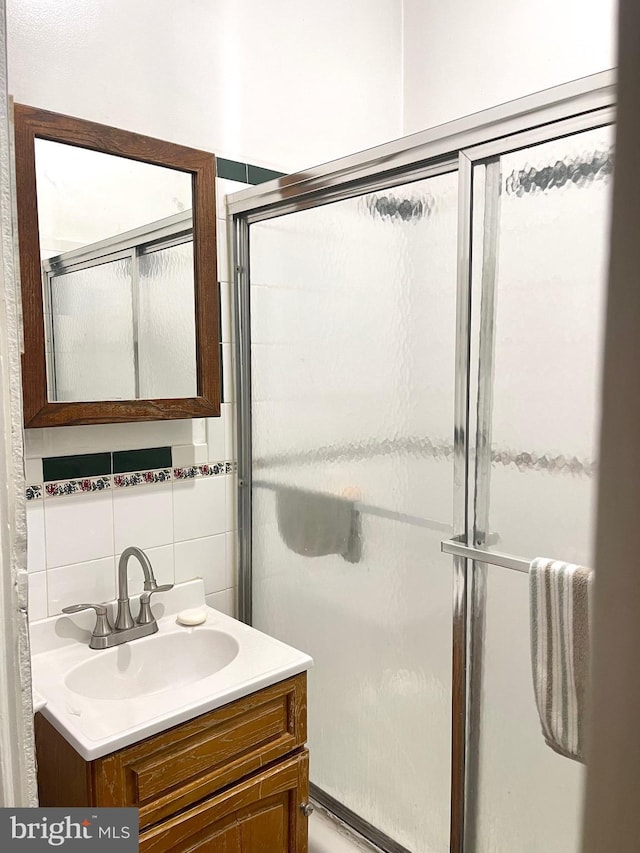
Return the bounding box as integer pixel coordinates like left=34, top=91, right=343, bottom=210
left=176, top=607, right=208, bottom=626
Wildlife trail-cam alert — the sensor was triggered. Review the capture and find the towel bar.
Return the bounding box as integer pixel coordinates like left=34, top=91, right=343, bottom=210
left=440, top=539, right=530, bottom=573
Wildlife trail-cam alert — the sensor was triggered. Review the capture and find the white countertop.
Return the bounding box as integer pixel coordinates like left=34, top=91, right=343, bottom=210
left=30, top=580, right=313, bottom=760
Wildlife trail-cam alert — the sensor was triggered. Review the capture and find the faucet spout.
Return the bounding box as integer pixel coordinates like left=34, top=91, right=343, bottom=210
left=65, top=545, right=173, bottom=648
left=115, top=546, right=158, bottom=630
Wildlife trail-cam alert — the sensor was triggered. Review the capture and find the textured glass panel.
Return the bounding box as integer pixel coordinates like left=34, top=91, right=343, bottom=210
left=471, top=566, right=586, bottom=853
left=137, top=242, right=197, bottom=398
left=487, top=124, right=613, bottom=565
left=250, top=171, right=458, bottom=852
left=49, top=257, right=135, bottom=401
left=470, top=125, right=613, bottom=853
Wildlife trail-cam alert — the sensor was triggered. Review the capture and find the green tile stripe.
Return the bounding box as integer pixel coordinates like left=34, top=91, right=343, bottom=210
left=217, top=157, right=285, bottom=186
left=43, top=452, right=111, bottom=482
left=113, top=447, right=172, bottom=475
left=217, top=158, right=248, bottom=182
left=247, top=164, right=285, bottom=184
left=43, top=447, right=175, bottom=481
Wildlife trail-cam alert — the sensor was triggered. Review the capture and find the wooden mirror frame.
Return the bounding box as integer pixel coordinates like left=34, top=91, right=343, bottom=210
left=13, top=104, right=220, bottom=427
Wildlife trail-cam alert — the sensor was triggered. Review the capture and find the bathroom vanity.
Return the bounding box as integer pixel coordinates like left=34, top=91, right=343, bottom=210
left=30, top=581, right=313, bottom=852
left=36, top=674, right=308, bottom=852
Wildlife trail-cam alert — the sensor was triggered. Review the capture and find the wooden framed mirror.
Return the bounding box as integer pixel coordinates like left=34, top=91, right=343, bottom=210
left=13, top=104, right=220, bottom=427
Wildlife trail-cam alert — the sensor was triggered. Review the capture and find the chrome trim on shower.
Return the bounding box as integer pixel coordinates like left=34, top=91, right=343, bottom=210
left=243, top=159, right=459, bottom=227
left=310, top=784, right=411, bottom=853
left=450, top=150, right=474, bottom=853
left=462, top=105, right=616, bottom=165
left=234, top=215, right=252, bottom=625
left=464, top=156, right=502, bottom=850
left=227, top=70, right=615, bottom=218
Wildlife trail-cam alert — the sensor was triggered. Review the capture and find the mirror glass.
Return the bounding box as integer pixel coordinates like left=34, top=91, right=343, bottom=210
left=34, top=139, right=197, bottom=402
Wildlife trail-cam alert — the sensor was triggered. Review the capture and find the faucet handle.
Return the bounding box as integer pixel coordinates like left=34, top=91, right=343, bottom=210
left=136, top=584, right=173, bottom=625
left=61, top=603, right=113, bottom=638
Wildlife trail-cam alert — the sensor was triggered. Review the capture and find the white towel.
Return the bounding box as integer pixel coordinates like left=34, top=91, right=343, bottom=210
left=530, top=557, right=593, bottom=763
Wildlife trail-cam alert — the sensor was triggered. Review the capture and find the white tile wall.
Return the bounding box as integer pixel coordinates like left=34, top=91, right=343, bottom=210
left=221, top=342, right=235, bottom=403
left=174, top=533, right=226, bottom=592
left=173, top=476, right=227, bottom=542
left=217, top=218, right=231, bottom=285
left=47, top=556, right=117, bottom=615
left=205, top=587, right=236, bottom=617
left=223, top=403, right=236, bottom=461
left=219, top=279, right=234, bottom=344
left=28, top=571, right=48, bottom=621
left=113, top=483, right=173, bottom=553
left=225, top=473, right=238, bottom=532
left=205, top=412, right=226, bottom=461
left=29, top=471, right=237, bottom=620
left=191, top=418, right=207, bottom=446
left=216, top=179, right=249, bottom=219
left=44, top=492, right=114, bottom=569
left=171, top=443, right=208, bottom=467
left=25, top=457, right=43, bottom=484
left=24, top=419, right=195, bottom=460
left=26, top=501, right=45, bottom=573
left=225, top=531, right=237, bottom=589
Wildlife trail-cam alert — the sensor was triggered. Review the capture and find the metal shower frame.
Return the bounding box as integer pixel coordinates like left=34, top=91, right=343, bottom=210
left=229, top=70, right=616, bottom=853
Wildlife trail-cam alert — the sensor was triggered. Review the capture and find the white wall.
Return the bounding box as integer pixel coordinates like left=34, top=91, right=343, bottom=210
left=7, top=0, right=403, bottom=620
left=7, top=0, right=403, bottom=173
left=402, top=0, right=617, bottom=135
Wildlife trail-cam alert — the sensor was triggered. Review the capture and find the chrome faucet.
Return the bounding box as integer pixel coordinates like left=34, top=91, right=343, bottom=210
left=62, top=546, right=173, bottom=649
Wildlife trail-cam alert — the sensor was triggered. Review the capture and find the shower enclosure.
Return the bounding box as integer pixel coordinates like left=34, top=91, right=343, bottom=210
left=230, top=71, right=615, bottom=852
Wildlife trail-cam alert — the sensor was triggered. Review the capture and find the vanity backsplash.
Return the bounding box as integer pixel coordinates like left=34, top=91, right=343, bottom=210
left=25, top=444, right=238, bottom=622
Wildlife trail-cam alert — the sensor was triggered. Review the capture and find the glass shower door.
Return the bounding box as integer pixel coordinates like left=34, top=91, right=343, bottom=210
left=248, top=170, right=459, bottom=852
left=465, top=123, right=614, bottom=853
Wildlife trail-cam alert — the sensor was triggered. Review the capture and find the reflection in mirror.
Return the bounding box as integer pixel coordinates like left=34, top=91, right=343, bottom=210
left=34, top=140, right=197, bottom=402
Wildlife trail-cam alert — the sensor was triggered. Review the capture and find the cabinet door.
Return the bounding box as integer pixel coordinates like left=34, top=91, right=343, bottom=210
left=140, top=750, right=309, bottom=853
left=92, top=674, right=307, bottom=830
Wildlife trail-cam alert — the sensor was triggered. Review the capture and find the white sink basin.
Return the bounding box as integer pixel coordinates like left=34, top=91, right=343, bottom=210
left=65, top=629, right=240, bottom=700
left=30, top=580, right=312, bottom=760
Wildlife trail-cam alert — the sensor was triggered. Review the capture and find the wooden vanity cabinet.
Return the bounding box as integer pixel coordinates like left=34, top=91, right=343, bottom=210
left=35, top=673, right=309, bottom=853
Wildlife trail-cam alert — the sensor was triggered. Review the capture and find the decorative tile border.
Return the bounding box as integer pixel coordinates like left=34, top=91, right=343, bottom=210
left=44, top=476, right=112, bottom=498
left=114, top=468, right=172, bottom=488
left=174, top=462, right=233, bottom=480
left=27, top=461, right=235, bottom=498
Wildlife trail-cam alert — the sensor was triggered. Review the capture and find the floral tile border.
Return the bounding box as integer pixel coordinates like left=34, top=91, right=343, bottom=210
left=44, top=475, right=112, bottom=498
left=27, top=461, right=236, bottom=498
left=174, top=462, right=234, bottom=480
left=113, top=468, right=172, bottom=488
